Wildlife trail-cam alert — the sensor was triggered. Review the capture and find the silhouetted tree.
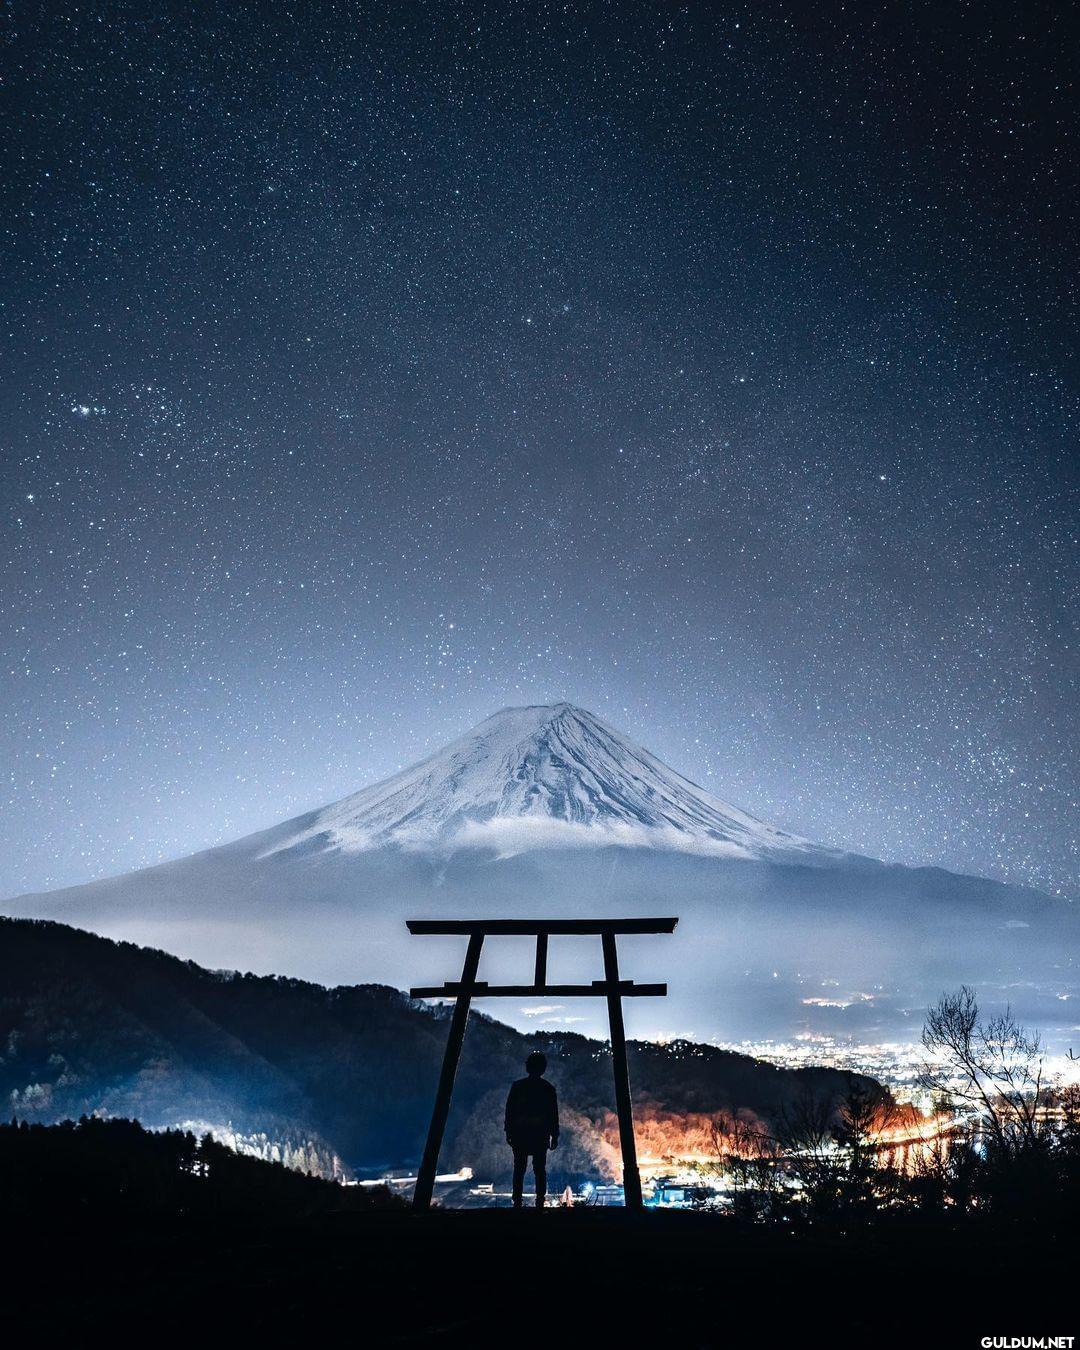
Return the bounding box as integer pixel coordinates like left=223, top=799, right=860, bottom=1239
left=920, top=986, right=1045, bottom=1158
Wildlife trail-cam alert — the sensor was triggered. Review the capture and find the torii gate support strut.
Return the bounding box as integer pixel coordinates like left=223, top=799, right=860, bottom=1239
left=407, top=917, right=678, bottom=1212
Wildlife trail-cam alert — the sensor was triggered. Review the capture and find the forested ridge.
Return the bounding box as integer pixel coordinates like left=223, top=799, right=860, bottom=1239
left=0, top=916, right=879, bottom=1179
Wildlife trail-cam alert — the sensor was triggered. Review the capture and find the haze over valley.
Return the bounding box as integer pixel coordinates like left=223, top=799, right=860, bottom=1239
left=8, top=704, right=1075, bottom=1050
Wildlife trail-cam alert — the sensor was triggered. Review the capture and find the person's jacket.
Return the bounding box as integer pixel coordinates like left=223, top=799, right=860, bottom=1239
left=504, top=1075, right=559, bottom=1151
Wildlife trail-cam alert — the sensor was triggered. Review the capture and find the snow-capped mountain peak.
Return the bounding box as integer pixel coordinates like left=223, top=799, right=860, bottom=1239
left=10, top=703, right=1069, bottom=1052
left=266, top=703, right=819, bottom=861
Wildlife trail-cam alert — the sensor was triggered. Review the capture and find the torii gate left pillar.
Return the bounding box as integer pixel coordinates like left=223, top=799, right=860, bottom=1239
left=407, top=916, right=678, bottom=1211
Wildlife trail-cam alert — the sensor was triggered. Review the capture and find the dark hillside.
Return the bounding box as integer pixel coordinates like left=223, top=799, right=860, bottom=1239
left=0, top=1116, right=399, bottom=1218
left=0, top=916, right=884, bottom=1179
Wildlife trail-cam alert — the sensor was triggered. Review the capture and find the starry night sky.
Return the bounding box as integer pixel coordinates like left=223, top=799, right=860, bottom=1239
left=2, top=1, right=1077, bottom=900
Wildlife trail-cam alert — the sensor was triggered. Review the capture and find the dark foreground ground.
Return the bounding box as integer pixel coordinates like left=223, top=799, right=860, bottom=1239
left=5, top=1206, right=1075, bottom=1347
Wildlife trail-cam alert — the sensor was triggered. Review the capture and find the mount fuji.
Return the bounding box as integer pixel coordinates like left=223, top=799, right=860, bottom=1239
left=258, top=703, right=828, bottom=862
left=5, top=704, right=1077, bottom=1048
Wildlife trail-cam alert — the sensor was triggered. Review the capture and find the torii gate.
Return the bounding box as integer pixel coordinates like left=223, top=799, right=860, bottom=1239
left=407, top=916, right=678, bottom=1211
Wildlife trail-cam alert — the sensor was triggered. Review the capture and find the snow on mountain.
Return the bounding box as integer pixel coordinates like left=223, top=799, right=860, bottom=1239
left=6, top=702, right=1075, bottom=1049
left=263, top=703, right=825, bottom=862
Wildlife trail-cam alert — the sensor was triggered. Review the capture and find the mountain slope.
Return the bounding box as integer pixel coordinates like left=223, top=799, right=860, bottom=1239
left=0, top=917, right=876, bottom=1181
left=5, top=704, right=1077, bottom=1049
left=262, top=703, right=823, bottom=861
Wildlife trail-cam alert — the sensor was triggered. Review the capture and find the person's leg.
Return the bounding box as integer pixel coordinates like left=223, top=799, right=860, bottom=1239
left=512, top=1148, right=527, bottom=1207
left=533, top=1148, right=548, bottom=1209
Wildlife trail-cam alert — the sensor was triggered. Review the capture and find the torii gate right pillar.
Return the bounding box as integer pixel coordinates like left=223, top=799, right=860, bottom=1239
left=602, top=929, right=643, bottom=1209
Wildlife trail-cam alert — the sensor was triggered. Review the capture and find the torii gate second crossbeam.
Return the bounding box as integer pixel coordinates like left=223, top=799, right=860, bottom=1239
left=407, top=917, right=678, bottom=1211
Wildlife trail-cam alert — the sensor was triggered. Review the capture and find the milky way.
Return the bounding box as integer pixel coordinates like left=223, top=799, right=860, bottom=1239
left=2, top=2, right=1076, bottom=898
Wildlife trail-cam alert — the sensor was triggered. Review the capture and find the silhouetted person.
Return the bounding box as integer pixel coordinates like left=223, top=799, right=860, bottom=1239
left=505, top=1051, right=559, bottom=1209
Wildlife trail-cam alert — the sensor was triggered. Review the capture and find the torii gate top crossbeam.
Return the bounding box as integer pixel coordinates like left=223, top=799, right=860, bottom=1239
left=406, top=917, right=677, bottom=936
left=407, top=918, right=676, bottom=999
